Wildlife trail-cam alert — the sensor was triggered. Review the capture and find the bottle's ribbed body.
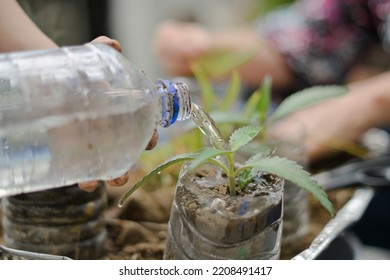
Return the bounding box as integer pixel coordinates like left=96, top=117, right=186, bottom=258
left=0, top=44, right=191, bottom=197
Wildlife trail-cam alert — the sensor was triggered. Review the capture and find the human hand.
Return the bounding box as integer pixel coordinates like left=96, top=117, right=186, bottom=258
left=267, top=95, right=369, bottom=164
left=153, top=20, right=211, bottom=76
left=78, top=129, right=158, bottom=192
left=78, top=36, right=159, bottom=192
left=90, top=36, right=122, bottom=52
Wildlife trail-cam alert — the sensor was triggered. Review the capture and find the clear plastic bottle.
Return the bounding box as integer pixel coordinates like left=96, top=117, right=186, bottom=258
left=0, top=43, right=192, bottom=197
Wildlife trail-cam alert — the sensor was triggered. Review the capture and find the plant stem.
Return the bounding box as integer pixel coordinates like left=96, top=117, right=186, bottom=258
left=227, top=152, right=236, bottom=196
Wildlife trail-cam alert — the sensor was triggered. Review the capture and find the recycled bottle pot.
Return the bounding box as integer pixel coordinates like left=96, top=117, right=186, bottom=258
left=2, top=183, right=107, bottom=259
left=164, top=163, right=284, bottom=260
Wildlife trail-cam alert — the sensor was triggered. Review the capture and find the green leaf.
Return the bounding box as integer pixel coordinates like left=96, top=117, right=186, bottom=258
left=242, top=156, right=334, bottom=216
left=270, top=85, right=348, bottom=122
left=229, top=125, right=262, bottom=152
left=196, top=48, right=257, bottom=78
left=237, top=169, right=255, bottom=189
left=246, top=150, right=269, bottom=162
left=220, top=70, right=241, bottom=111
left=190, top=62, right=216, bottom=111
left=188, top=148, right=228, bottom=171
left=118, top=153, right=199, bottom=206
left=258, top=76, right=272, bottom=125
left=243, top=88, right=261, bottom=121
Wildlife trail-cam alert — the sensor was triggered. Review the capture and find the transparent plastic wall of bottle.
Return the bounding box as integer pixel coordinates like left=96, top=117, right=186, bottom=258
left=0, top=43, right=191, bottom=197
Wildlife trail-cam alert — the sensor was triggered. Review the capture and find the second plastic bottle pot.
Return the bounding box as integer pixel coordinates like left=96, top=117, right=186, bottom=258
left=2, top=183, right=107, bottom=259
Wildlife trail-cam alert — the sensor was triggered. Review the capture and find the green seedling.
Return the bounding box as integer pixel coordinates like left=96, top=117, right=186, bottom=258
left=119, top=124, right=334, bottom=216
left=123, top=50, right=350, bottom=217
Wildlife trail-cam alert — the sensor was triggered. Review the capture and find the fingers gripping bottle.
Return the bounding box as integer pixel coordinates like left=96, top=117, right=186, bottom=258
left=0, top=43, right=192, bottom=197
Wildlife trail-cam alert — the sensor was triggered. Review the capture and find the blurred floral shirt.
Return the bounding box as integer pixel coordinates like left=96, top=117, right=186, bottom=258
left=259, top=0, right=390, bottom=87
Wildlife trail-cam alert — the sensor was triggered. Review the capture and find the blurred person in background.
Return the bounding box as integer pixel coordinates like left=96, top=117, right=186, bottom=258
left=154, top=0, right=390, bottom=163
left=154, top=0, right=390, bottom=253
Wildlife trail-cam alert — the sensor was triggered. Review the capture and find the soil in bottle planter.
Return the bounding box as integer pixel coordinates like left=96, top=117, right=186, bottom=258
left=164, top=164, right=284, bottom=260
left=2, top=183, right=107, bottom=259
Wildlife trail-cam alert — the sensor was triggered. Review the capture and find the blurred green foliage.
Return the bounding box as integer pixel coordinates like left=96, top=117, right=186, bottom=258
left=135, top=46, right=347, bottom=190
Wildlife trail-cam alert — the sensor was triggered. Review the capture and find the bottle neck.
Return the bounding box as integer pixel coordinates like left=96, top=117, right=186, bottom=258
left=155, top=79, right=192, bottom=127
